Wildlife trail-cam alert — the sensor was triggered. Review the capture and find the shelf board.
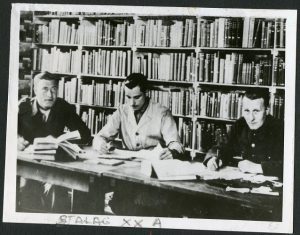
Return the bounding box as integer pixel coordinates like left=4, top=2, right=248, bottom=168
left=196, top=82, right=275, bottom=89
left=34, top=43, right=79, bottom=47
left=82, top=45, right=132, bottom=49
left=148, top=79, right=193, bottom=85
left=136, top=46, right=196, bottom=51
left=34, top=15, right=80, bottom=20
left=195, top=116, right=237, bottom=122
left=199, top=47, right=273, bottom=51
left=172, top=114, right=193, bottom=118
left=78, top=103, right=118, bottom=109
left=80, top=74, right=126, bottom=80
left=82, top=14, right=135, bottom=19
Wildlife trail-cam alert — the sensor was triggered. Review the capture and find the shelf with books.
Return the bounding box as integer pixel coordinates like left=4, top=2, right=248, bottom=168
left=135, top=16, right=197, bottom=48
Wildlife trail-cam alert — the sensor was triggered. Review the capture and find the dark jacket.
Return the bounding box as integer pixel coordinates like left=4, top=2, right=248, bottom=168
left=204, top=115, right=284, bottom=177
left=18, top=97, right=92, bottom=145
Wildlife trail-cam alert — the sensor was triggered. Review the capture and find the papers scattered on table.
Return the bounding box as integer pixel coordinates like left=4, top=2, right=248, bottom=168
left=79, top=149, right=136, bottom=160
left=226, top=186, right=279, bottom=196
left=84, top=158, right=124, bottom=166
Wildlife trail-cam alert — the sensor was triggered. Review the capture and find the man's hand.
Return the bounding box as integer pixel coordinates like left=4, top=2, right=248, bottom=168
left=238, top=159, right=263, bottom=174
left=93, top=136, right=111, bottom=154
left=159, top=148, right=173, bottom=160
left=18, top=136, right=29, bottom=151
left=207, top=156, right=223, bottom=171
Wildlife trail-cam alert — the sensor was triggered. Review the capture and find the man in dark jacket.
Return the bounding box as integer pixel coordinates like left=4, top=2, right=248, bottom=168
left=18, top=71, right=92, bottom=212
left=204, top=90, right=284, bottom=178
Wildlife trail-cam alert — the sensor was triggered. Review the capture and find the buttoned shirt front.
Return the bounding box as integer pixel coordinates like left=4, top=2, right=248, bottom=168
left=97, top=100, right=183, bottom=152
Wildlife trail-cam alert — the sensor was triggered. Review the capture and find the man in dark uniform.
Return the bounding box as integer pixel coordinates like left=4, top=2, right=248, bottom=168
left=18, top=71, right=91, bottom=149
left=18, top=71, right=92, bottom=212
left=204, top=90, right=284, bottom=178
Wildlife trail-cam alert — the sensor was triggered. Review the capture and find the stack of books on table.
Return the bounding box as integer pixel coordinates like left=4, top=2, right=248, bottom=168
left=22, top=131, right=83, bottom=161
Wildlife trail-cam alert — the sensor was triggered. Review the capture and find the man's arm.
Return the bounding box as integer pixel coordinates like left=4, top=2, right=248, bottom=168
left=65, top=104, right=92, bottom=145
left=160, top=110, right=184, bottom=159
left=93, top=109, right=121, bottom=153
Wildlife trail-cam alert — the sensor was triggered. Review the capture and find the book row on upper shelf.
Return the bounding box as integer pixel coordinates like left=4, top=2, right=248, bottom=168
left=59, top=77, right=284, bottom=121
left=32, top=47, right=285, bottom=86
left=33, top=16, right=286, bottom=49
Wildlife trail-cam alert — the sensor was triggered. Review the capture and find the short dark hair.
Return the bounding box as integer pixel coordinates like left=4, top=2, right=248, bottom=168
left=244, top=90, right=270, bottom=108
left=34, top=71, right=59, bottom=87
left=124, top=73, right=148, bottom=92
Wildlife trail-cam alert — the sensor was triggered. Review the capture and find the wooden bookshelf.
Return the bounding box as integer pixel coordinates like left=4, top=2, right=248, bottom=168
left=24, top=11, right=286, bottom=158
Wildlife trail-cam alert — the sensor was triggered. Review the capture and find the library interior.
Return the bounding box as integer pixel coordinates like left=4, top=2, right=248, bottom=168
left=17, top=10, right=286, bottom=220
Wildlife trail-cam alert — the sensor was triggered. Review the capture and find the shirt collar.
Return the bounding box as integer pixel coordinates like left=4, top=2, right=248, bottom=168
left=134, top=97, right=150, bottom=115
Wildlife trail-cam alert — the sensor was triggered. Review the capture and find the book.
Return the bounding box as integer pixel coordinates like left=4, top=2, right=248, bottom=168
left=24, top=131, right=83, bottom=160
left=141, top=159, right=204, bottom=181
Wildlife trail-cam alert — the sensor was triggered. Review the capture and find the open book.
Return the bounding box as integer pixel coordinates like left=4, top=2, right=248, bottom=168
left=23, top=131, right=83, bottom=160
left=141, top=159, right=204, bottom=181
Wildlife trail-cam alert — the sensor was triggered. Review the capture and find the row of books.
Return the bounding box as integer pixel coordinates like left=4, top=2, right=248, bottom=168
left=37, top=19, right=135, bottom=46
left=33, top=47, right=132, bottom=76
left=33, top=17, right=286, bottom=49
left=33, top=47, right=81, bottom=73
left=81, top=49, right=132, bottom=77
left=35, top=21, right=78, bottom=44
left=271, top=94, right=284, bottom=120
left=81, top=108, right=111, bottom=135
left=273, top=56, right=285, bottom=86
left=195, top=91, right=244, bottom=120
left=197, top=18, right=243, bottom=48
left=58, top=75, right=284, bottom=120
left=132, top=52, right=277, bottom=86
left=196, top=53, right=273, bottom=85
left=135, top=19, right=197, bottom=47
left=194, top=121, right=233, bottom=152
left=77, top=20, right=135, bottom=46
left=58, top=78, right=126, bottom=107
left=149, top=88, right=193, bottom=116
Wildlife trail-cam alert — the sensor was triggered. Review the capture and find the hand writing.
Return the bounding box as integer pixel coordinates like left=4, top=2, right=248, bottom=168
left=159, top=148, right=173, bottom=160
left=207, top=157, right=222, bottom=171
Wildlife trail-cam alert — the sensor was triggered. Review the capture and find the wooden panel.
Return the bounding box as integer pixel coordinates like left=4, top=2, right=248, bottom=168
left=17, top=159, right=90, bottom=192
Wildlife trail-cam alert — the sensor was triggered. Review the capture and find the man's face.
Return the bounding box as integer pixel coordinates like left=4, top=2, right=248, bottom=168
left=125, top=85, right=146, bottom=111
left=242, top=97, right=267, bottom=130
left=34, top=79, right=58, bottom=110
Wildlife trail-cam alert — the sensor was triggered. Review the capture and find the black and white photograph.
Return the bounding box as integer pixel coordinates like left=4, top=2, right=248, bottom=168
left=2, top=3, right=296, bottom=233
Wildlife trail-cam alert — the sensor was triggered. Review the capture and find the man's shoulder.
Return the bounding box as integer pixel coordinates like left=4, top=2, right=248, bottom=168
left=234, top=117, right=248, bottom=129
left=149, top=100, right=170, bottom=114
left=265, top=115, right=283, bottom=130
left=53, top=98, right=75, bottom=110
left=18, top=97, right=33, bottom=114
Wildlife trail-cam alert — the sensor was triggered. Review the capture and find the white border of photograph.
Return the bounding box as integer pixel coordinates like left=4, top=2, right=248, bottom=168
left=3, top=3, right=296, bottom=233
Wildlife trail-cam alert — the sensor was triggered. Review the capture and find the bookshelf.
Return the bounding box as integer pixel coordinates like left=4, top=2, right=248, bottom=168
left=22, top=11, right=286, bottom=159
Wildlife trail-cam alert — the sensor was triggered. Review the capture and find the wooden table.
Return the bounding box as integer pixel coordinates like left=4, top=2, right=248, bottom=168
left=17, top=156, right=282, bottom=220
left=102, top=161, right=282, bottom=221
left=16, top=155, right=119, bottom=213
